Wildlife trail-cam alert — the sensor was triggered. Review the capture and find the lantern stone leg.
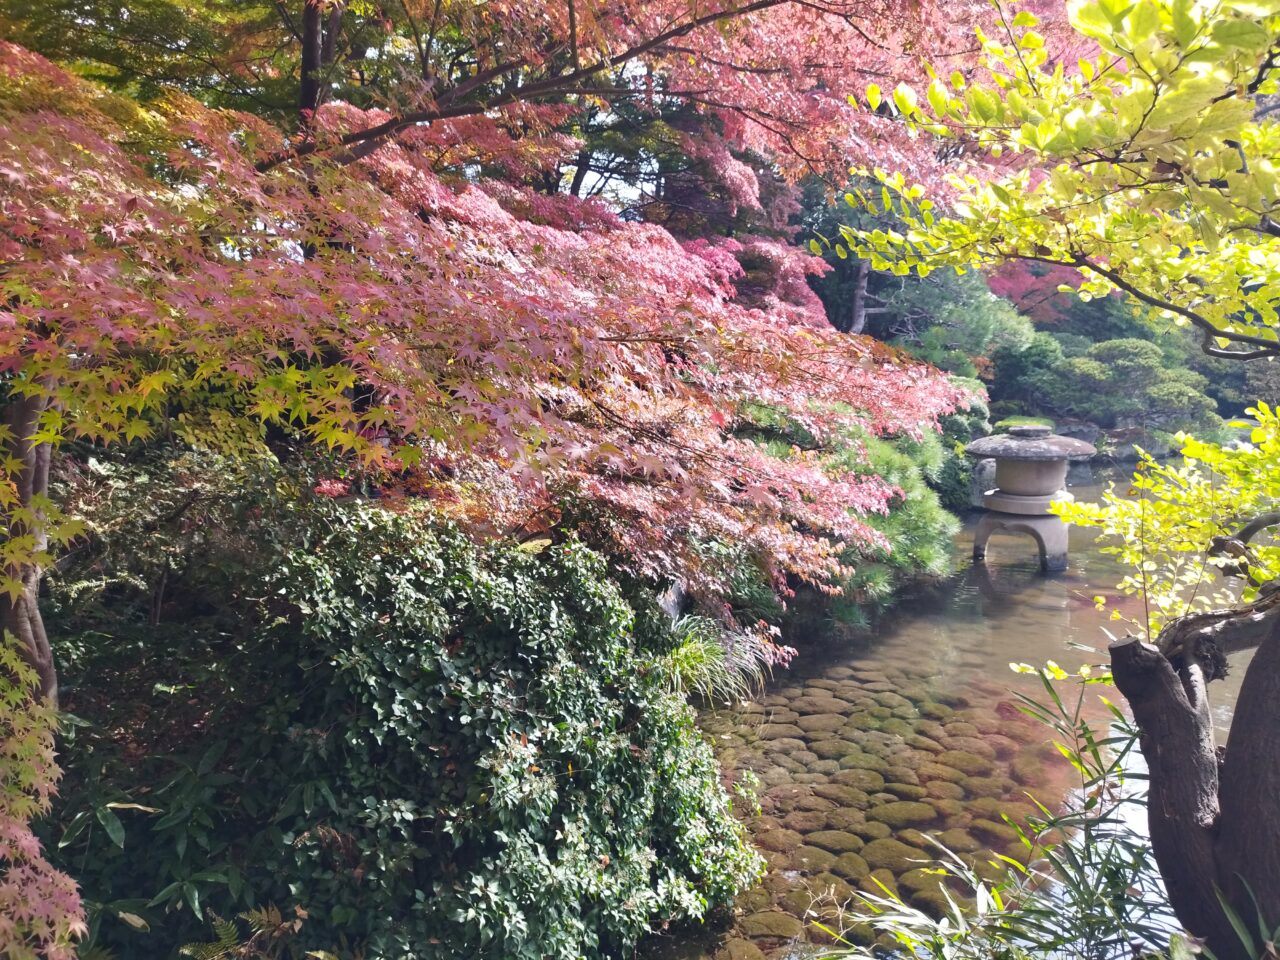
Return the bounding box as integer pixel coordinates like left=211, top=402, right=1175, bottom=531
left=973, top=512, right=1070, bottom=573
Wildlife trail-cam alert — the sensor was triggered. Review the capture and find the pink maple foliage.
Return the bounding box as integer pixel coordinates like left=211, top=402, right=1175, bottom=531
left=0, top=41, right=966, bottom=609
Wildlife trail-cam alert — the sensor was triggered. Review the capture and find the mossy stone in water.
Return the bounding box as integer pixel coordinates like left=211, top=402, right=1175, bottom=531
left=813, top=783, right=870, bottom=806
left=970, top=818, right=1020, bottom=846
left=762, top=737, right=808, bottom=754
left=760, top=767, right=791, bottom=787
left=761, top=849, right=792, bottom=871
left=943, top=735, right=997, bottom=760
left=862, top=837, right=926, bottom=873
left=918, top=702, right=954, bottom=721
left=943, top=721, right=981, bottom=739
left=916, top=761, right=967, bottom=783
left=831, top=851, right=871, bottom=881
left=758, top=723, right=806, bottom=740
left=810, top=872, right=855, bottom=903
left=1011, top=752, right=1047, bottom=785
left=825, top=807, right=866, bottom=832
left=792, top=844, right=837, bottom=873
left=899, top=867, right=947, bottom=896
left=883, top=764, right=922, bottom=784
left=928, top=798, right=965, bottom=819
left=859, top=868, right=898, bottom=898
left=852, top=820, right=892, bottom=841
left=791, top=794, right=837, bottom=813
left=880, top=718, right=915, bottom=737
left=809, top=739, right=857, bottom=760
left=805, top=830, right=865, bottom=854
left=803, top=730, right=839, bottom=745
left=909, top=887, right=955, bottom=917
left=791, top=696, right=848, bottom=715
left=778, top=886, right=815, bottom=916
left=925, top=779, right=965, bottom=800
left=831, top=768, right=884, bottom=792
left=936, top=750, right=994, bottom=777
left=736, top=885, right=773, bottom=913
left=867, top=801, right=936, bottom=829
left=935, top=828, right=981, bottom=853
left=739, top=911, right=805, bottom=939
left=966, top=797, right=1018, bottom=820
left=755, top=828, right=804, bottom=853
left=769, top=755, right=807, bottom=775
left=807, top=759, right=840, bottom=775
left=715, top=939, right=766, bottom=960
left=885, top=782, right=928, bottom=801
left=986, top=734, right=1021, bottom=760
left=797, top=713, right=846, bottom=734
left=897, top=828, right=932, bottom=848
left=905, top=734, right=944, bottom=755
left=961, top=775, right=1014, bottom=798
left=782, top=810, right=828, bottom=833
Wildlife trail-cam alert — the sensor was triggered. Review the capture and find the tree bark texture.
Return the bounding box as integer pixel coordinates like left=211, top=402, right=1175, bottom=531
left=300, top=0, right=324, bottom=119
left=847, top=259, right=869, bottom=335
left=1, top=392, right=57, bottom=706
left=1112, top=626, right=1280, bottom=959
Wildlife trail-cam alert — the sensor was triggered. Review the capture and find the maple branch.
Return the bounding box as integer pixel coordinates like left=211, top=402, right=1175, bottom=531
left=568, top=0, right=580, bottom=72
left=256, top=0, right=788, bottom=171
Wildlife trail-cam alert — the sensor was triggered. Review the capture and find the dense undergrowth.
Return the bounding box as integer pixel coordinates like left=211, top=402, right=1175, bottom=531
left=44, top=452, right=767, bottom=959
left=39, top=424, right=966, bottom=959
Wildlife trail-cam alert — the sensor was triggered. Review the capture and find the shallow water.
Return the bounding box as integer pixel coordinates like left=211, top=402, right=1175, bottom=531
left=654, top=472, right=1248, bottom=960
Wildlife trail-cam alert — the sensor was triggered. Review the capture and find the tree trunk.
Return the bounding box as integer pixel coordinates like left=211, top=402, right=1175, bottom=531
left=848, top=259, right=870, bottom=334
left=569, top=148, right=591, bottom=197
left=1112, top=627, right=1280, bottom=959
left=300, top=0, right=324, bottom=119
left=1, top=392, right=57, bottom=706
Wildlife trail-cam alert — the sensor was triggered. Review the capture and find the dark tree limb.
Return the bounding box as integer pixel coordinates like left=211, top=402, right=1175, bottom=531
left=848, top=259, right=870, bottom=334
left=299, top=0, right=323, bottom=119
left=1111, top=637, right=1229, bottom=950
left=1113, top=610, right=1280, bottom=958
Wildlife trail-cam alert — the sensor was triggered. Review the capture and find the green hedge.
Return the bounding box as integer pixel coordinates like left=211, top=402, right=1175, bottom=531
left=48, top=483, right=760, bottom=958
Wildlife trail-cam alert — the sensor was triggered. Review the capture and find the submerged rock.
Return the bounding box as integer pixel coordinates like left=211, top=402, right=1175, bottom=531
left=739, top=911, right=804, bottom=939
left=936, top=750, right=994, bottom=776
left=804, top=830, right=865, bottom=853
left=831, top=851, right=871, bottom=881
left=792, top=844, right=837, bottom=872
left=861, top=837, right=927, bottom=873
left=716, top=939, right=766, bottom=960
left=868, top=801, right=936, bottom=828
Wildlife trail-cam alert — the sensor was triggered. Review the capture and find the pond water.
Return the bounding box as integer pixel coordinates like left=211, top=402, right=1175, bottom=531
left=648, top=471, right=1249, bottom=960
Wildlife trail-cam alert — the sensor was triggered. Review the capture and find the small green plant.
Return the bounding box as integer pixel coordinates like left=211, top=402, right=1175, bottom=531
left=814, top=664, right=1168, bottom=960
left=657, top=616, right=767, bottom=704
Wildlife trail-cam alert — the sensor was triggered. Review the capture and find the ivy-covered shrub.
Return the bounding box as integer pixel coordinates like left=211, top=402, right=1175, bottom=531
left=45, top=457, right=760, bottom=959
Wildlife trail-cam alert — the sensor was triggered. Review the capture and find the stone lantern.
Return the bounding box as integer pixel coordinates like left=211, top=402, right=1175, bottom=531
left=964, top=424, right=1097, bottom=572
